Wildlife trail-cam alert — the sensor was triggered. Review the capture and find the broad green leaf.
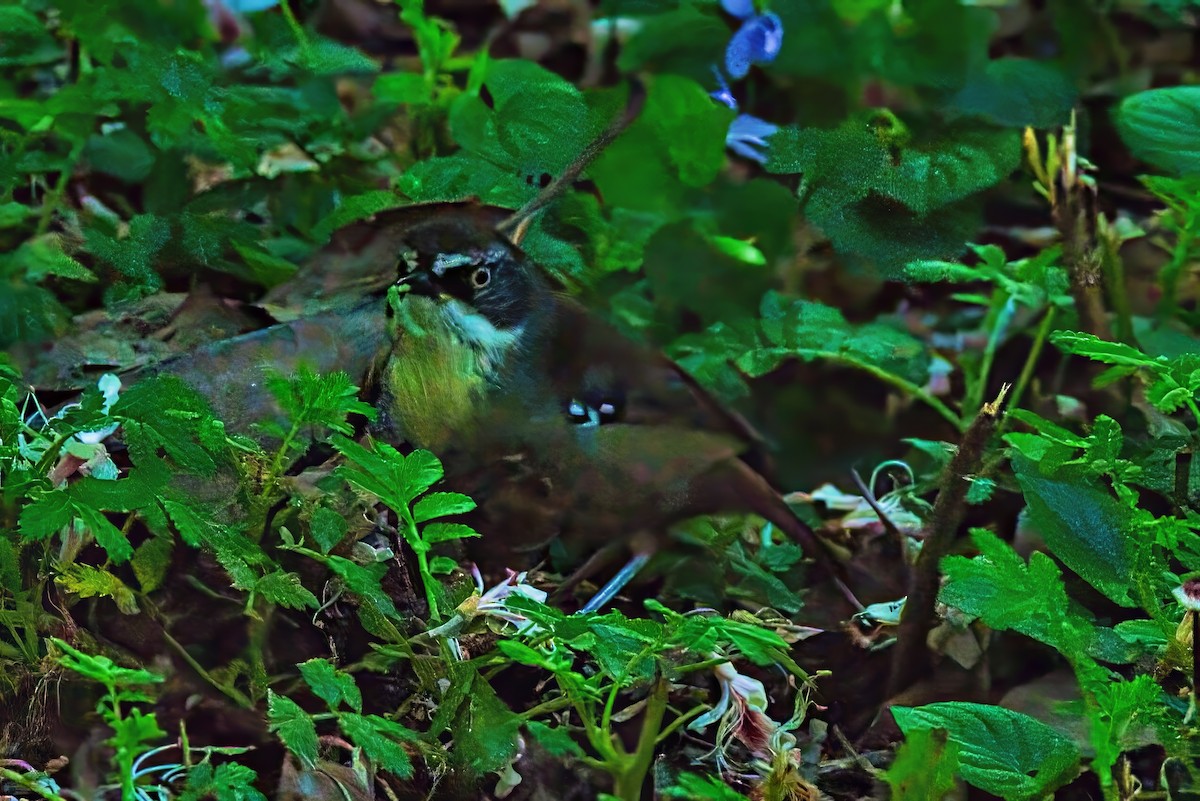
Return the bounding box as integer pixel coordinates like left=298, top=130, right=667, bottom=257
left=885, top=727, right=959, bottom=801
left=950, top=58, right=1076, bottom=128
left=267, top=691, right=319, bottom=769
left=892, top=702, right=1080, bottom=801
left=85, top=128, right=157, bottom=183
left=309, top=506, right=348, bottom=555
left=940, top=529, right=1096, bottom=658
left=1116, top=86, right=1200, bottom=175
left=1012, top=455, right=1135, bottom=606
left=450, top=675, right=521, bottom=778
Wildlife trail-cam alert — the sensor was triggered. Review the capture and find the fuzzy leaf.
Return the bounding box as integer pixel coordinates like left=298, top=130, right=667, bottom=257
left=892, top=702, right=1080, bottom=801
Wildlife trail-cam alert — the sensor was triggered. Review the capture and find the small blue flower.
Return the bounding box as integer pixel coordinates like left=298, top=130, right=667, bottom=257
left=710, top=66, right=737, bottom=110
left=725, top=11, right=783, bottom=80
left=725, top=114, right=778, bottom=163
left=721, top=0, right=757, bottom=19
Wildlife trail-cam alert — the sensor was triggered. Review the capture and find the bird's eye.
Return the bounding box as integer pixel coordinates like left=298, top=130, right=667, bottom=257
left=470, top=267, right=491, bottom=289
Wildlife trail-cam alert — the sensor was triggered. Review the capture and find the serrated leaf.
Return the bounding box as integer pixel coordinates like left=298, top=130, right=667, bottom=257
left=179, top=762, right=267, bottom=801
left=325, top=555, right=400, bottom=620
left=75, top=503, right=134, bottom=563
left=1012, top=455, right=1135, bottom=606
left=892, top=702, right=1080, bottom=801
left=298, top=659, right=362, bottom=713
left=450, top=675, right=520, bottom=778
left=1050, top=331, right=1158, bottom=369
left=338, top=713, right=416, bottom=778
left=422, top=522, right=480, bottom=544
left=525, top=720, right=584, bottom=759
left=267, top=691, right=319, bottom=769
left=255, top=570, right=319, bottom=610
left=1089, top=675, right=1163, bottom=788
left=56, top=563, right=139, bottom=614
left=309, top=505, right=347, bottom=554
left=412, top=492, right=476, bottom=523
left=940, top=529, right=1095, bottom=658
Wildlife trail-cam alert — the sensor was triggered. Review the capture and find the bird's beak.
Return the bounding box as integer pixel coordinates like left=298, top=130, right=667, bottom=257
left=396, top=271, right=438, bottom=298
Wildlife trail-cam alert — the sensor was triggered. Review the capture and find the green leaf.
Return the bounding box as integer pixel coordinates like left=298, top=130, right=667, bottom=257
left=85, top=128, right=157, bottom=183
left=422, top=522, right=480, bottom=544
left=1116, top=86, right=1200, bottom=175
left=263, top=366, right=375, bottom=439
left=1012, top=455, right=1135, bottom=606
left=892, top=702, right=1080, bottom=801
left=451, top=673, right=521, bottom=778
left=525, top=720, right=584, bottom=759
left=1088, top=676, right=1163, bottom=789
left=309, top=506, right=348, bottom=554
left=884, top=727, right=959, bottom=801
left=52, top=638, right=163, bottom=687
left=75, top=504, right=134, bottom=564
left=115, top=375, right=226, bottom=477
left=325, top=555, right=401, bottom=620
left=950, top=58, right=1076, bottom=128
left=55, top=563, right=139, bottom=615
left=255, top=570, right=319, bottom=611
left=662, top=772, right=752, bottom=800
left=131, top=534, right=174, bottom=593
left=1050, top=331, right=1159, bottom=369
left=412, top=492, right=476, bottom=523
left=267, top=691, right=319, bottom=769
left=940, top=529, right=1097, bottom=658
left=338, top=713, right=416, bottom=778
left=298, top=659, right=362, bottom=713
left=333, top=438, right=444, bottom=513
left=179, top=762, right=267, bottom=801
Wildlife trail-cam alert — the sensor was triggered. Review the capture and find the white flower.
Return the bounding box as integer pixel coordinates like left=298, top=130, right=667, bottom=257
left=689, top=660, right=788, bottom=771
left=427, top=566, right=548, bottom=644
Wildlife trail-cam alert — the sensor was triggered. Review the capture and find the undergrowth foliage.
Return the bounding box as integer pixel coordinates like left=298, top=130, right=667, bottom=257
left=4, top=1, right=1200, bottom=800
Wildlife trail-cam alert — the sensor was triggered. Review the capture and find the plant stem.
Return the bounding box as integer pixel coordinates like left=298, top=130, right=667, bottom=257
left=822, top=353, right=964, bottom=432
left=612, top=679, right=669, bottom=801
left=888, top=386, right=1008, bottom=696
left=1000, top=305, right=1057, bottom=434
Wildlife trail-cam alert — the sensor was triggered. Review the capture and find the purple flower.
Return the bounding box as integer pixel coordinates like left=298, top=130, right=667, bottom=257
left=724, top=10, right=783, bottom=79
left=726, top=114, right=778, bottom=163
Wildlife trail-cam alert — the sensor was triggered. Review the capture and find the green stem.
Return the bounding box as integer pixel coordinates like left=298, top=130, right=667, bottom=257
left=964, top=290, right=1010, bottom=417
left=0, top=767, right=65, bottom=800
left=160, top=627, right=254, bottom=710
left=1000, top=305, right=1057, bottom=435
left=402, top=512, right=440, bottom=620
left=611, top=679, right=669, bottom=801
left=819, top=352, right=964, bottom=432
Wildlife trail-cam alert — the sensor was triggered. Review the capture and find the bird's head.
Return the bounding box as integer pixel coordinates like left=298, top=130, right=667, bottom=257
left=390, top=212, right=550, bottom=357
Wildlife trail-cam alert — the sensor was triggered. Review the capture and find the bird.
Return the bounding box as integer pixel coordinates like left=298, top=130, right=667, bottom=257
left=366, top=201, right=846, bottom=612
